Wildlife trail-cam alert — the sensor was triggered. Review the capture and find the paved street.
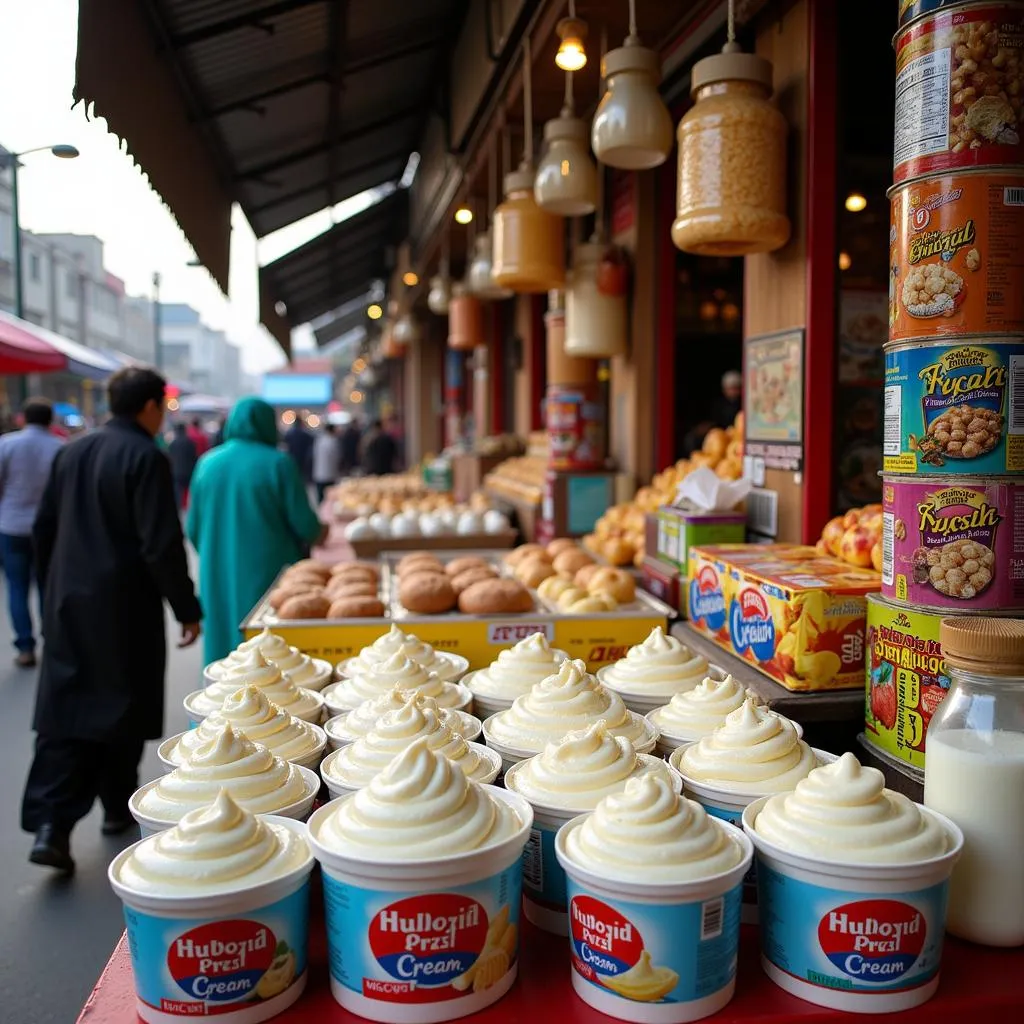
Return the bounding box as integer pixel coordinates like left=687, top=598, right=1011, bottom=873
left=0, top=585, right=203, bottom=1023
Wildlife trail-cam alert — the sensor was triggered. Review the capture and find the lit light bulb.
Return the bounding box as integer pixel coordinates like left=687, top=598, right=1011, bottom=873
left=403, top=271, right=419, bottom=286
left=555, top=16, right=588, bottom=72
left=844, top=193, right=867, bottom=213
left=367, top=303, right=383, bottom=320
left=454, top=206, right=473, bottom=225
left=838, top=251, right=852, bottom=270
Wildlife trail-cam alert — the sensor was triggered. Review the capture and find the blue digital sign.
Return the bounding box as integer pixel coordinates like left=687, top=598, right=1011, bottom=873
left=261, top=373, right=333, bottom=406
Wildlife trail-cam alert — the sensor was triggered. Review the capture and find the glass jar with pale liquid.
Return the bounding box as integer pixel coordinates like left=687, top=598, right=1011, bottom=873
left=923, top=616, right=1024, bottom=947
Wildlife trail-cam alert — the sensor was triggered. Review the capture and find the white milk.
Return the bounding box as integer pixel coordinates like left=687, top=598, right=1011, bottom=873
left=924, top=728, right=1024, bottom=947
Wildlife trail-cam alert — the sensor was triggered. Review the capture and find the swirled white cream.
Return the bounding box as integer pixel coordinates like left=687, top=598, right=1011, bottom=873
left=167, top=686, right=322, bottom=765
left=116, top=790, right=310, bottom=895
left=189, top=650, right=322, bottom=721
left=313, top=739, right=523, bottom=859
left=137, top=724, right=309, bottom=821
left=467, top=633, right=567, bottom=699
left=326, top=686, right=478, bottom=744
left=599, top=628, right=708, bottom=697
left=677, top=699, right=816, bottom=795
left=754, top=752, right=949, bottom=862
left=484, top=659, right=652, bottom=755
left=342, top=625, right=457, bottom=680
left=323, top=653, right=466, bottom=711
left=264, top=645, right=324, bottom=687
left=206, top=629, right=294, bottom=678
left=505, top=723, right=675, bottom=811
left=648, top=675, right=761, bottom=741
left=562, top=775, right=743, bottom=882
left=322, top=696, right=491, bottom=789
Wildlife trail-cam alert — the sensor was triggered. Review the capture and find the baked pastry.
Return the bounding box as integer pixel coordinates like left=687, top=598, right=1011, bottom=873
left=459, top=578, right=534, bottom=615
left=566, top=596, right=612, bottom=614
left=327, top=596, right=386, bottom=619
left=280, top=570, right=330, bottom=590
left=451, top=566, right=498, bottom=595
left=326, top=579, right=379, bottom=600
left=445, top=556, right=492, bottom=578
left=574, top=563, right=603, bottom=590
left=330, top=562, right=379, bottom=582
left=396, top=554, right=444, bottom=577
left=556, top=586, right=588, bottom=610
left=288, top=559, right=331, bottom=580
left=504, top=544, right=549, bottom=567
left=537, top=575, right=575, bottom=602
left=602, top=537, right=637, bottom=567
left=517, top=557, right=557, bottom=588
left=268, top=583, right=320, bottom=610
left=593, top=593, right=619, bottom=611
left=553, top=548, right=594, bottom=577
left=546, top=538, right=579, bottom=559
left=587, top=566, right=636, bottom=604
left=399, top=572, right=457, bottom=614
left=276, top=593, right=330, bottom=619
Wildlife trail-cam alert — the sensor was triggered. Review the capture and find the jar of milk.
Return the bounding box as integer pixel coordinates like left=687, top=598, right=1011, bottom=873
left=924, top=617, right=1024, bottom=947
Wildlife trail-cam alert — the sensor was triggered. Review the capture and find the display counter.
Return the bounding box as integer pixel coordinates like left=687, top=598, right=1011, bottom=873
left=78, top=911, right=1022, bottom=1024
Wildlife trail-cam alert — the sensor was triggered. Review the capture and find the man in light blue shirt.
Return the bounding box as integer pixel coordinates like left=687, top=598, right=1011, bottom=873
left=0, top=400, right=64, bottom=667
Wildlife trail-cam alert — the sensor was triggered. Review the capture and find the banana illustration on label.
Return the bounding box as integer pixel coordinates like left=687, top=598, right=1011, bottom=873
left=254, top=942, right=297, bottom=999
left=598, top=948, right=678, bottom=1002
left=451, top=904, right=517, bottom=993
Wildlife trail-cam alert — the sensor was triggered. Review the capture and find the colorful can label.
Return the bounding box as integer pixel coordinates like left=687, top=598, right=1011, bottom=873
left=757, top=861, right=950, bottom=994
left=882, top=476, right=1024, bottom=609
left=884, top=338, right=1024, bottom=472
left=566, top=885, right=743, bottom=1006
left=899, top=0, right=1009, bottom=30
left=865, top=595, right=949, bottom=772
left=687, top=563, right=727, bottom=632
left=888, top=174, right=1024, bottom=341
left=321, top=866, right=522, bottom=1010
left=122, top=884, right=310, bottom=1017
left=691, top=801, right=759, bottom=913
left=522, top=823, right=567, bottom=913
left=894, top=5, right=1024, bottom=184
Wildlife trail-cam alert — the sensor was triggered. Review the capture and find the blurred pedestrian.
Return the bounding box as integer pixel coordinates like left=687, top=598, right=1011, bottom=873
left=361, top=419, right=397, bottom=476
left=187, top=397, right=325, bottom=665
left=711, top=370, right=743, bottom=429
left=0, top=398, right=63, bottom=667
left=167, top=422, right=198, bottom=510
left=283, top=415, right=313, bottom=483
left=340, top=417, right=361, bottom=475
left=23, top=368, right=201, bottom=873
left=312, top=423, right=340, bottom=505
left=187, top=416, right=210, bottom=457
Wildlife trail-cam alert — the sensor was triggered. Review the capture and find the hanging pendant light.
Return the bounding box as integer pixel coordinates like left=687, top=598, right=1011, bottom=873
left=493, top=37, right=566, bottom=293
left=427, top=230, right=452, bottom=314
left=591, top=0, right=673, bottom=170
left=448, top=282, right=484, bottom=351
left=555, top=0, right=588, bottom=71
left=535, top=70, right=598, bottom=216
left=468, top=143, right=514, bottom=300
left=392, top=311, right=421, bottom=347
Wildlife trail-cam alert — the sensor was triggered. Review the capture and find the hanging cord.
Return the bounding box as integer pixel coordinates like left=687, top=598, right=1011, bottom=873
left=564, top=69, right=574, bottom=112
left=724, top=0, right=740, bottom=53
left=628, top=0, right=637, bottom=36
left=569, top=0, right=576, bottom=17
left=522, top=35, right=534, bottom=165
left=594, top=24, right=608, bottom=239
left=442, top=227, right=450, bottom=278
left=488, top=141, right=497, bottom=224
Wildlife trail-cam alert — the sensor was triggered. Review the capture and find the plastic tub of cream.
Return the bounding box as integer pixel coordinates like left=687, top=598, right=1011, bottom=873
left=335, top=625, right=470, bottom=682
left=109, top=792, right=315, bottom=1024
left=555, top=775, right=753, bottom=1023
left=307, top=740, right=534, bottom=1023
left=320, top=741, right=501, bottom=800
left=742, top=753, right=963, bottom=1014
left=503, top=723, right=680, bottom=934
left=158, top=727, right=326, bottom=774
left=595, top=627, right=708, bottom=715
left=461, top=634, right=570, bottom=719
left=335, top=651, right=470, bottom=684
left=322, top=654, right=473, bottom=717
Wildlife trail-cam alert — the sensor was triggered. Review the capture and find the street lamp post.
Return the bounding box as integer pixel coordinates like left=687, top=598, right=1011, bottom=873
left=152, top=271, right=162, bottom=370
left=0, top=144, right=79, bottom=319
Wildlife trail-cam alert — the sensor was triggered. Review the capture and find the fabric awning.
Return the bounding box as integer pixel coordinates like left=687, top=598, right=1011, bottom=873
left=0, top=310, right=68, bottom=374
left=20, top=320, right=121, bottom=381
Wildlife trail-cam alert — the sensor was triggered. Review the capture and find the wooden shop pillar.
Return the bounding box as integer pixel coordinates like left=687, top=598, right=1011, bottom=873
left=513, top=294, right=546, bottom=438
left=403, top=321, right=444, bottom=464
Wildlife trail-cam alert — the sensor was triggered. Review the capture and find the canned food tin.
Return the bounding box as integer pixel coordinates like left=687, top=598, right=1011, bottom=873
left=883, top=337, right=1024, bottom=473
left=881, top=475, right=1024, bottom=610
left=864, top=593, right=949, bottom=774
left=899, top=0, right=1008, bottom=30
left=894, top=4, right=1024, bottom=184
left=888, top=171, right=1024, bottom=340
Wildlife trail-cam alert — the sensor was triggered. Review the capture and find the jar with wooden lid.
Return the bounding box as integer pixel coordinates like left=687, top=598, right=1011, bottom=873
left=672, top=44, right=790, bottom=256
left=924, top=616, right=1024, bottom=947
left=493, top=165, right=565, bottom=293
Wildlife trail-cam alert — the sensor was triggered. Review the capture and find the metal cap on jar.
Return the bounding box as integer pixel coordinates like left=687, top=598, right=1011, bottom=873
left=601, top=37, right=662, bottom=81
left=940, top=617, right=1024, bottom=674
left=504, top=164, right=537, bottom=195
left=691, top=43, right=774, bottom=94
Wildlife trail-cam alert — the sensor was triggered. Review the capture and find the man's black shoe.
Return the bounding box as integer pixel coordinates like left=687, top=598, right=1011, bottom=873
left=29, top=824, right=75, bottom=873
left=101, top=816, right=137, bottom=837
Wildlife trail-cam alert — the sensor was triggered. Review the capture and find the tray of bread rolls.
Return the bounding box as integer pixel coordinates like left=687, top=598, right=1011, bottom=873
left=255, top=559, right=390, bottom=623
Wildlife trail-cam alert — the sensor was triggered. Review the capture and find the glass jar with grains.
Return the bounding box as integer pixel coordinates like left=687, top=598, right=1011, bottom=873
left=673, top=45, right=790, bottom=256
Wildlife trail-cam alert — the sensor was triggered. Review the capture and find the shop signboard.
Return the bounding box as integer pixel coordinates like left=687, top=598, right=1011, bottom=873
left=744, top=328, right=804, bottom=471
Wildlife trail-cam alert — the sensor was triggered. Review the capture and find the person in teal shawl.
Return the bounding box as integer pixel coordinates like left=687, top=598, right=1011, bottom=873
left=186, top=397, right=325, bottom=664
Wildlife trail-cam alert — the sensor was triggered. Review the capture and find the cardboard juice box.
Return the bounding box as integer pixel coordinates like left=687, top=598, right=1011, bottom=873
left=656, top=504, right=746, bottom=573
left=687, top=544, right=881, bottom=692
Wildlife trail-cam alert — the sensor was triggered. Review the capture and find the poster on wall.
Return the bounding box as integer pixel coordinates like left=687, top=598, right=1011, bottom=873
left=744, top=328, right=804, bottom=471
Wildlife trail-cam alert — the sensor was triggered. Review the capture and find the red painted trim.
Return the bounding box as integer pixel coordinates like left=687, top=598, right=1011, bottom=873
left=656, top=157, right=678, bottom=469
left=530, top=295, right=546, bottom=431
left=803, top=0, right=838, bottom=544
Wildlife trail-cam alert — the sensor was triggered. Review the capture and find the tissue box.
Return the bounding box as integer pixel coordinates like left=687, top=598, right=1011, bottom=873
left=656, top=505, right=746, bottom=572
left=687, top=544, right=881, bottom=692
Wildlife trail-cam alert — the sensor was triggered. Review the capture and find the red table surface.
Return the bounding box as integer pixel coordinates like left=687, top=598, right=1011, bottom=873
left=78, top=913, right=1023, bottom=1024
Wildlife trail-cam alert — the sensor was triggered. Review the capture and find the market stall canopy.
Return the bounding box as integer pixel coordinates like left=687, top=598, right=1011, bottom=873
left=32, top=326, right=122, bottom=381
left=0, top=311, right=68, bottom=375
left=260, top=189, right=407, bottom=330
left=74, top=0, right=465, bottom=348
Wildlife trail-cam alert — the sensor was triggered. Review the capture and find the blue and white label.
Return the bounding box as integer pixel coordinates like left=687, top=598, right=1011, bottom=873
left=689, top=564, right=726, bottom=631
left=321, top=864, right=523, bottom=1007
left=729, top=588, right=776, bottom=662
left=122, top=884, right=310, bottom=1017
left=521, top=825, right=566, bottom=912
left=566, top=880, right=742, bottom=1005
left=697, top=801, right=758, bottom=911
left=757, top=862, right=950, bottom=993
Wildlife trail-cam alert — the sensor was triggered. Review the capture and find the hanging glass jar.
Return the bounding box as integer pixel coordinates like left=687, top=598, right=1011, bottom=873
left=535, top=106, right=597, bottom=216
left=673, top=46, right=790, bottom=256
left=467, top=232, right=513, bottom=300
left=564, top=241, right=628, bottom=358
left=448, top=285, right=484, bottom=351
left=493, top=165, right=566, bottom=293
left=381, top=320, right=405, bottom=359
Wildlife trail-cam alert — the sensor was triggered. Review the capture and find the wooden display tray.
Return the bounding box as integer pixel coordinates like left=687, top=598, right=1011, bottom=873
left=348, top=529, right=518, bottom=558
